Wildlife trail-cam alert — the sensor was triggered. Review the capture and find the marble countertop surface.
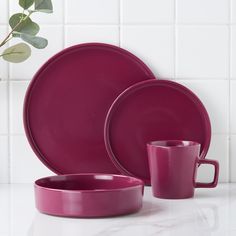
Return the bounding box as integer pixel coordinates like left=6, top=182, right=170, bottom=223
left=0, top=183, right=236, bottom=236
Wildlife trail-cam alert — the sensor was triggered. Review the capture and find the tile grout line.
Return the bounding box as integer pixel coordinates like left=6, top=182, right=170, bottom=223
left=7, top=76, right=10, bottom=184
left=60, top=23, right=235, bottom=26
left=7, top=79, right=32, bottom=81
left=1, top=23, right=236, bottom=27
left=6, top=1, right=11, bottom=234
left=118, top=0, right=120, bottom=47
left=119, top=0, right=123, bottom=47
left=64, top=23, right=236, bottom=26
left=228, top=0, right=232, bottom=183
left=6, top=0, right=10, bottom=185
left=175, top=78, right=230, bottom=80
left=63, top=0, right=66, bottom=49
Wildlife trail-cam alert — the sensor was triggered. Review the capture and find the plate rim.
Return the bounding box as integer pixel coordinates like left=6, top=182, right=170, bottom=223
left=104, top=79, right=211, bottom=185
left=23, top=43, right=155, bottom=174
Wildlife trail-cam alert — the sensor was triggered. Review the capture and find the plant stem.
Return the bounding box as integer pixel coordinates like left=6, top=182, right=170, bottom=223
left=0, top=12, right=33, bottom=48
left=3, top=36, right=13, bottom=44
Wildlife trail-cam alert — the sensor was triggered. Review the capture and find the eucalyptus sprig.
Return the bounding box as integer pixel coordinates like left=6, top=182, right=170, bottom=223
left=0, top=0, right=53, bottom=63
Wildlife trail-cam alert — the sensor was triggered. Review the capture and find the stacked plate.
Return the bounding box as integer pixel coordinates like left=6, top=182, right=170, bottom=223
left=24, top=43, right=211, bottom=217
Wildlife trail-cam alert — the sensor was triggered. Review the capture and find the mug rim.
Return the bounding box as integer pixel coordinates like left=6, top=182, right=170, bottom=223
left=147, top=140, right=201, bottom=148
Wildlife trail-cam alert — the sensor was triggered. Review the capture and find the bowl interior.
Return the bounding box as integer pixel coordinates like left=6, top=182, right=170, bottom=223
left=35, top=174, right=143, bottom=191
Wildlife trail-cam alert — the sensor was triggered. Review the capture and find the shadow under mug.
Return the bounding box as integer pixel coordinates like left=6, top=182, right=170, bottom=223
left=147, top=140, right=219, bottom=199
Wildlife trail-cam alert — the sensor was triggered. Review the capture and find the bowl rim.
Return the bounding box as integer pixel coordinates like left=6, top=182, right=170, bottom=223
left=34, top=173, right=144, bottom=193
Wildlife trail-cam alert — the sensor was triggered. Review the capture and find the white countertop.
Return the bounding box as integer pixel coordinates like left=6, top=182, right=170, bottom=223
left=0, top=183, right=236, bottom=236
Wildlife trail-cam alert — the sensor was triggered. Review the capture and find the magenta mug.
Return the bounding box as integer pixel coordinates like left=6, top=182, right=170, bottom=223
left=147, top=140, right=219, bottom=199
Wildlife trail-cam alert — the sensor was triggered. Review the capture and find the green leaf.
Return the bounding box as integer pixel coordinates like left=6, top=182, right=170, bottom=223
left=16, top=33, right=48, bottom=49
left=2, top=43, right=31, bottom=63
left=19, top=0, right=34, bottom=9
left=34, top=0, right=53, bottom=13
left=13, top=32, right=48, bottom=49
left=9, top=13, right=39, bottom=36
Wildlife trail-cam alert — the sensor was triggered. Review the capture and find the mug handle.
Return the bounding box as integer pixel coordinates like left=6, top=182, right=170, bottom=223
left=195, top=159, right=219, bottom=188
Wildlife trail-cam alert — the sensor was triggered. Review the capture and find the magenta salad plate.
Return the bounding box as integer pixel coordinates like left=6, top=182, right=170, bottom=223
left=104, top=80, right=211, bottom=185
left=35, top=174, right=144, bottom=217
left=24, top=43, right=154, bottom=175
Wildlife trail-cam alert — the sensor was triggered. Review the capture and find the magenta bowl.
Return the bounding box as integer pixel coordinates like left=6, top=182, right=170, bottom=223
left=35, top=174, right=144, bottom=218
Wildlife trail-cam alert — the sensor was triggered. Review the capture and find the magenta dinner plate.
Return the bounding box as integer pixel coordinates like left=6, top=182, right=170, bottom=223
left=104, top=80, right=211, bottom=185
left=24, top=43, right=154, bottom=174
left=35, top=174, right=144, bottom=217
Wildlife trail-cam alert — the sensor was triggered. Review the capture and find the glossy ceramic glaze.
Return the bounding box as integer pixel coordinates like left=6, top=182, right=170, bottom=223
left=104, top=80, right=211, bottom=185
left=147, top=140, right=219, bottom=199
left=34, top=174, right=144, bottom=217
left=24, top=43, right=155, bottom=175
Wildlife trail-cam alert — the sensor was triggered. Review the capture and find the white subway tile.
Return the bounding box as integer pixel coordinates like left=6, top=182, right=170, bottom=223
left=10, top=26, right=63, bottom=79
left=0, top=26, right=8, bottom=80
left=0, top=184, right=10, bottom=235
left=10, top=82, right=29, bottom=134
left=0, top=136, right=8, bottom=183
left=32, top=0, right=65, bottom=25
left=197, top=135, right=229, bottom=183
left=33, top=0, right=64, bottom=24
left=232, top=0, right=236, bottom=24
left=231, top=26, right=236, bottom=79
left=65, top=0, right=119, bottom=24
left=176, top=26, right=229, bottom=79
left=179, top=80, right=229, bottom=134
left=230, top=135, right=236, bottom=181
left=177, top=0, right=229, bottom=24
left=0, top=81, right=8, bottom=134
left=121, top=26, right=174, bottom=78
left=9, top=0, right=64, bottom=24
left=0, top=0, right=8, bottom=24
left=65, top=26, right=119, bottom=47
left=231, top=81, right=236, bottom=133
left=122, top=0, right=174, bottom=24
left=1, top=0, right=234, bottom=183
left=10, top=135, right=53, bottom=183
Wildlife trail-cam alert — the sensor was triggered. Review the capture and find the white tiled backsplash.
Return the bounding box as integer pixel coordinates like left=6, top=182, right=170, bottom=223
left=0, top=0, right=235, bottom=183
